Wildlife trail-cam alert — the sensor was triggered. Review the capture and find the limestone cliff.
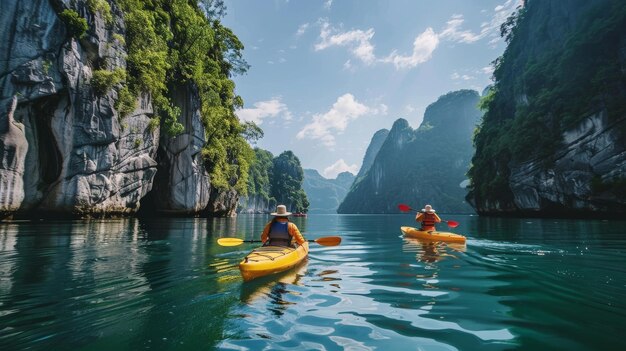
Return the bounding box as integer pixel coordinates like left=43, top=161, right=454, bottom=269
left=0, top=0, right=245, bottom=218
left=468, top=0, right=626, bottom=217
left=338, top=90, right=481, bottom=214
left=354, top=129, right=388, bottom=183
left=238, top=149, right=309, bottom=214
left=0, top=0, right=157, bottom=217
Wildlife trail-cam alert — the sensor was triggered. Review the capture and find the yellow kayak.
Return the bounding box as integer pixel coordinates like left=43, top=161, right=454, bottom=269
left=401, top=226, right=466, bottom=244
left=239, top=242, right=309, bottom=281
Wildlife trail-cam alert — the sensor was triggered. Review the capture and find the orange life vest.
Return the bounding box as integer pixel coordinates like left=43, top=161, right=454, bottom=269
left=420, top=212, right=438, bottom=229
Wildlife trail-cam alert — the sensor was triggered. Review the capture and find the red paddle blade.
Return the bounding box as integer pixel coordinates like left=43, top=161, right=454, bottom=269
left=398, top=204, right=411, bottom=212
left=446, top=220, right=459, bottom=228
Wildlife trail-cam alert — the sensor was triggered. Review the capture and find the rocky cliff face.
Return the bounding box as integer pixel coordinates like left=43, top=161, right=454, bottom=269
left=147, top=83, right=210, bottom=215
left=354, top=129, right=388, bottom=182
left=338, top=90, right=480, bottom=214
left=0, top=0, right=158, bottom=217
left=238, top=194, right=273, bottom=214
left=467, top=0, right=626, bottom=218
left=474, top=111, right=626, bottom=216
left=0, top=0, right=234, bottom=218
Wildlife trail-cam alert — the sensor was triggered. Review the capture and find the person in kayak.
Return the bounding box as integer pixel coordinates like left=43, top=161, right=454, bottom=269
left=415, top=204, right=441, bottom=232
left=261, top=205, right=306, bottom=247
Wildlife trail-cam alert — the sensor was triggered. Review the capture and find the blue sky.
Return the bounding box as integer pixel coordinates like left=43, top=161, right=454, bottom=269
left=223, top=0, right=521, bottom=178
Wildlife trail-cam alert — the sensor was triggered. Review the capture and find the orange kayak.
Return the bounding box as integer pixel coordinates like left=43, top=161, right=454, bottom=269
left=401, top=226, right=466, bottom=244
left=239, top=242, right=309, bottom=281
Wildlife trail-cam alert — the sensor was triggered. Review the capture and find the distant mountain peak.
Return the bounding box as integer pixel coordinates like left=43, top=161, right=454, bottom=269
left=303, top=169, right=355, bottom=213
left=336, top=171, right=355, bottom=181
left=355, top=128, right=389, bottom=181
left=338, top=89, right=480, bottom=214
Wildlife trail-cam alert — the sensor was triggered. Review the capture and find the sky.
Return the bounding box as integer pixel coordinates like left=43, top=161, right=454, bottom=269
left=223, top=0, right=521, bottom=179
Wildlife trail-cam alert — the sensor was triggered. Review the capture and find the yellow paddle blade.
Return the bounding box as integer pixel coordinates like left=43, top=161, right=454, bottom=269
left=217, top=238, right=244, bottom=246
left=314, top=236, right=342, bottom=246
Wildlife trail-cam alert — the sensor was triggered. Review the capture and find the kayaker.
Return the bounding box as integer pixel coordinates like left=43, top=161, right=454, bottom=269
left=415, top=204, right=441, bottom=231
left=261, top=205, right=306, bottom=247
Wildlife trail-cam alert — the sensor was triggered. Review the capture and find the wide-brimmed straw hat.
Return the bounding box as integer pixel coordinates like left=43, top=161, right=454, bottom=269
left=421, top=204, right=436, bottom=213
left=271, top=204, right=292, bottom=217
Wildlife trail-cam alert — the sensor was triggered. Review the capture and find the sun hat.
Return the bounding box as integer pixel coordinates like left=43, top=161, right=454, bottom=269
left=421, top=204, right=436, bottom=213
left=271, top=204, right=292, bottom=217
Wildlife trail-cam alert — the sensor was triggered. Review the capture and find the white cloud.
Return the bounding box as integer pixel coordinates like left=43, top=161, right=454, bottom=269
left=296, top=23, right=309, bottom=36
left=279, top=57, right=287, bottom=63
left=314, top=0, right=519, bottom=70
left=440, top=0, right=520, bottom=46
left=323, top=0, right=333, bottom=10
left=377, top=103, right=388, bottom=115
left=380, top=27, right=439, bottom=69
left=451, top=72, right=474, bottom=80
left=297, top=93, right=377, bottom=147
left=323, top=159, right=358, bottom=179
left=236, top=98, right=292, bottom=125
left=405, top=104, right=416, bottom=113
left=481, top=65, right=495, bottom=75
left=315, top=20, right=376, bottom=65
left=439, top=14, right=484, bottom=43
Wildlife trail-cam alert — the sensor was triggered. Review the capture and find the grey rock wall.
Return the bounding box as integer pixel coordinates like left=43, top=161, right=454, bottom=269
left=238, top=194, right=273, bottom=214
left=208, top=186, right=238, bottom=217
left=150, top=83, right=210, bottom=214
left=0, top=98, right=27, bottom=216
left=0, top=0, right=158, bottom=217
left=508, top=111, right=626, bottom=214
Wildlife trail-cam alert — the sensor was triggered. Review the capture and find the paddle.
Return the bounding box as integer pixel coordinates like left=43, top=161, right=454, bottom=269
left=397, top=203, right=459, bottom=228
left=217, top=236, right=342, bottom=247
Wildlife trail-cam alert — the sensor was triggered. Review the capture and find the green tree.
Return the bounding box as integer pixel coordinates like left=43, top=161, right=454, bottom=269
left=270, top=151, right=309, bottom=213
left=113, top=0, right=254, bottom=196
left=59, top=9, right=88, bottom=39
left=247, top=148, right=274, bottom=203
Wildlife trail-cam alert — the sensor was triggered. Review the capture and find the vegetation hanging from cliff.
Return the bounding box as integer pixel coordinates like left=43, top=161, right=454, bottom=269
left=468, top=0, right=626, bottom=206
left=110, top=0, right=254, bottom=195
left=59, top=9, right=88, bottom=38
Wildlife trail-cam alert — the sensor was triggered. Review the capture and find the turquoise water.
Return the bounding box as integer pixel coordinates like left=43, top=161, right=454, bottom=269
left=1, top=214, right=625, bottom=350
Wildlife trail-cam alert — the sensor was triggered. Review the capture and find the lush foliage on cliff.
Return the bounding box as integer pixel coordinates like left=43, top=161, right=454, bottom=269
left=59, top=9, right=88, bottom=38
left=468, top=0, right=626, bottom=205
left=91, top=0, right=254, bottom=194
left=338, top=90, right=481, bottom=214
left=242, top=149, right=309, bottom=213
left=270, top=151, right=309, bottom=213
left=246, top=148, right=274, bottom=204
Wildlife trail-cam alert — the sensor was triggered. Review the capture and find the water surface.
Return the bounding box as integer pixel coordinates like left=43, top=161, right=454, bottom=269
left=1, top=215, right=625, bottom=350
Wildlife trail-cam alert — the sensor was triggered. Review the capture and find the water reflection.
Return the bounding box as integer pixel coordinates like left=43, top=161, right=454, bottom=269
left=402, top=237, right=466, bottom=263
left=0, top=218, right=246, bottom=350
left=239, top=260, right=308, bottom=306
left=2, top=215, right=625, bottom=350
